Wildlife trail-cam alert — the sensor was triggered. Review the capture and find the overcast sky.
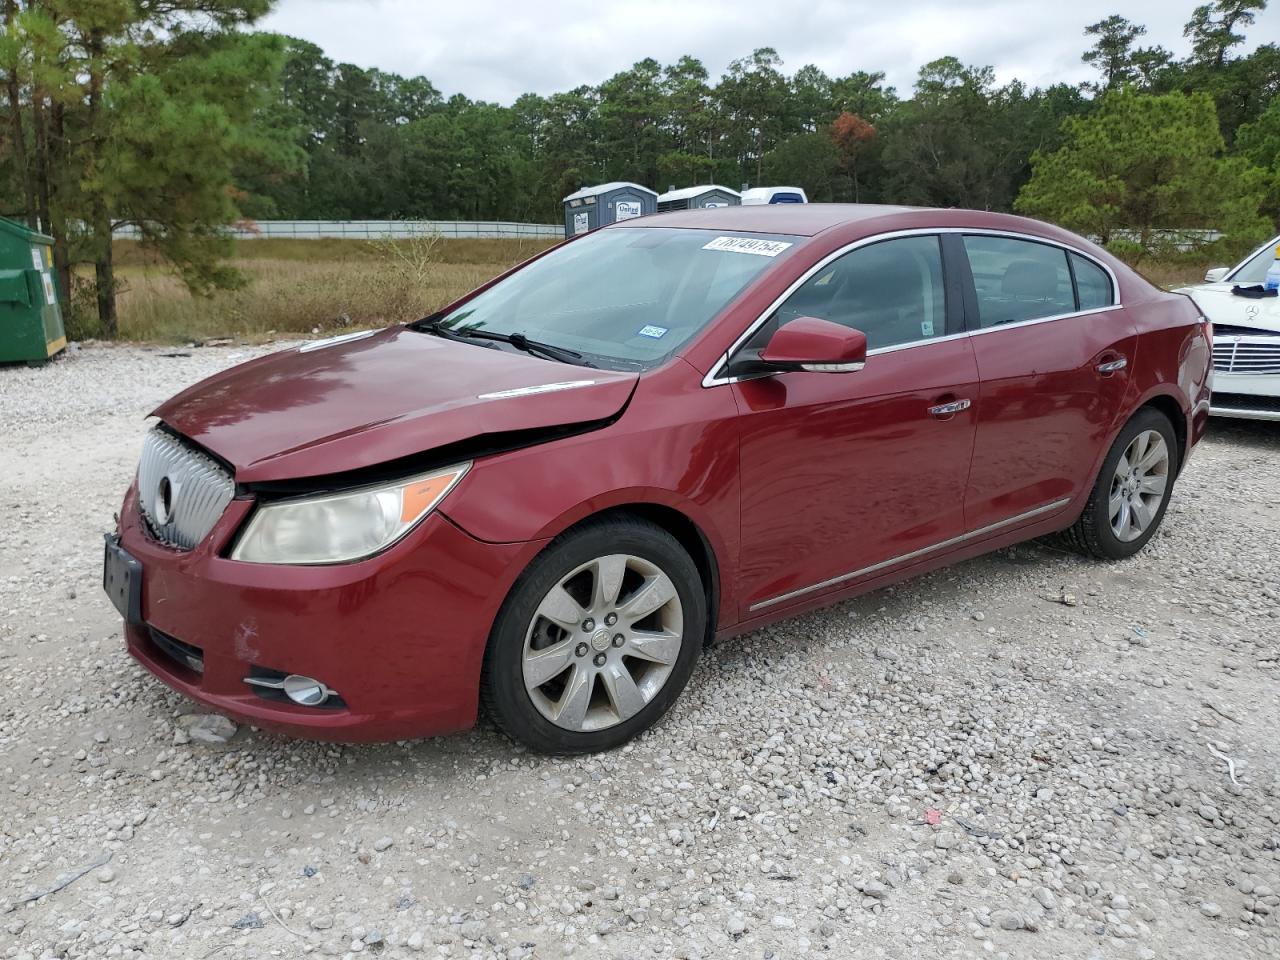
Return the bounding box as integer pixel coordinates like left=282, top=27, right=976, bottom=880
left=257, top=0, right=1280, bottom=103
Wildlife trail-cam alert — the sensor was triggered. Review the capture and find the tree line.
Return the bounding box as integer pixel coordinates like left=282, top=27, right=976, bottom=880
left=2, top=0, right=1279, bottom=335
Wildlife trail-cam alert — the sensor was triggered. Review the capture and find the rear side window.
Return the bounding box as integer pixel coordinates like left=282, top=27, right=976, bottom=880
left=963, top=236, right=1074, bottom=327
left=771, top=235, right=947, bottom=351
left=1071, top=253, right=1114, bottom=310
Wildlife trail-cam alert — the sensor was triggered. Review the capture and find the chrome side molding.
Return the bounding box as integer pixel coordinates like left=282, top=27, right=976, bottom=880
left=749, top=497, right=1073, bottom=612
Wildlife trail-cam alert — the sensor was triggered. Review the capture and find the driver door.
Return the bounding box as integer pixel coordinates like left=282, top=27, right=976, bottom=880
left=729, top=234, right=980, bottom=617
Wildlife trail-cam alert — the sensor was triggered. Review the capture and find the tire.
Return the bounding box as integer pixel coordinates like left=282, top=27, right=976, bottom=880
left=480, top=516, right=706, bottom=754
left=1059, top=407, right=1178, bottom=560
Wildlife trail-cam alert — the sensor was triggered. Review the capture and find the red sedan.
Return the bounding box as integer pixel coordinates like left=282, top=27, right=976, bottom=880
left=104, top=205, right=1212, bottom=753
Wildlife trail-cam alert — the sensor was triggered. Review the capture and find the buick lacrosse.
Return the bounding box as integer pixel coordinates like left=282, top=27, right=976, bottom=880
left=105, top=205, right=1212, bottom=753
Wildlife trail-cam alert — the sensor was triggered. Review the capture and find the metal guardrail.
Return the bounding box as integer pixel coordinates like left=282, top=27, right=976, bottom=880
left=112, top=220, right=1228, bottom=249
left=1089, top=229, right=1224, bottom=252
left=113, top=220, right=563, bottom=240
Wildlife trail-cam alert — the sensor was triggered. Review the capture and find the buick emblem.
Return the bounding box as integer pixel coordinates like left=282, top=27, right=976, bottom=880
left=155, top=475, right=175, bottom=525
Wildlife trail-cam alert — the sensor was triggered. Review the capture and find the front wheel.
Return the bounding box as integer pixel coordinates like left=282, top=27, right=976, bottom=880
left=480, top=517, right=706, bottom=754
left=1060, top=407, right=1178, bottom=560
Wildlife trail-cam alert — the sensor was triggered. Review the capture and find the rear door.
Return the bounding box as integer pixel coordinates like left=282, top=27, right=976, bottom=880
left=728, top=234, right=980, bottom=617
left=958, top=233, right=1135, bottom=531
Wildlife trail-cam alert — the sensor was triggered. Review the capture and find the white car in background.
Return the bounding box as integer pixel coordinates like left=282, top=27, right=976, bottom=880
left=1181, top=236, right=1280, bottom=421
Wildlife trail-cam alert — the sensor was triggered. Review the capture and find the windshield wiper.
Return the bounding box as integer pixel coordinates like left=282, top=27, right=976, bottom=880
left=407, top=316, right=500, bottom=350
left=474, top=331, right=594, bottom=367
left=409, top=317, right=593, bottom=367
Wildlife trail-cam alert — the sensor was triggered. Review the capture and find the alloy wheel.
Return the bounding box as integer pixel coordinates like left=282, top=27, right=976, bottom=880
left=522, top=554, right=684, bottom=732
left=1108, top=429, right=1170, bottom=542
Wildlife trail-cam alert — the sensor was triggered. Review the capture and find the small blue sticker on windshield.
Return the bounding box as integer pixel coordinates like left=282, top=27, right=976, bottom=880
left=638, top=325, right=668, bottom=339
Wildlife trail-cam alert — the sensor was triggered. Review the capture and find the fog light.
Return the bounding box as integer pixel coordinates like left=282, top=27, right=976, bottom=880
left=283, top=674, right=331, bottom=706
left=244, top=671, right=338, bottom=707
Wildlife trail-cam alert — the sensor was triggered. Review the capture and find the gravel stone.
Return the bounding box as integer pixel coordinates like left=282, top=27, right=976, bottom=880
left=1, top=343, right=1278, bottom=960
left=176, top=712, right=238, bottom=744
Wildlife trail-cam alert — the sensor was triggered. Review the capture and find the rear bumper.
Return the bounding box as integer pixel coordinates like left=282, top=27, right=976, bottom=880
left=116, top=483, right=540, bottom=742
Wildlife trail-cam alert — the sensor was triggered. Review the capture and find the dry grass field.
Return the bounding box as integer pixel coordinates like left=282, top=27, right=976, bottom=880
left=74, top=237, right=1215, bottom=344
left=83, top=237, right=559, bottom=343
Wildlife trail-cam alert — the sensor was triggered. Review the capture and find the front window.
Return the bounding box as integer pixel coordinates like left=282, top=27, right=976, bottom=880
left=432, top=227, right=798, bottom=369
left=762, top=235, right=948, bottom=351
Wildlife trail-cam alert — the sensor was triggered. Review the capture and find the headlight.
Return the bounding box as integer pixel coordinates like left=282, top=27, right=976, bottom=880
left=230, top=463, right=470, bottom=564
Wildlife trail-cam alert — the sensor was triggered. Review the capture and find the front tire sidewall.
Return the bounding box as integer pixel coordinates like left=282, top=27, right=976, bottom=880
left=482, top=520, right=706, bottom=754
left=1086, top=410, right=1178, bottom=560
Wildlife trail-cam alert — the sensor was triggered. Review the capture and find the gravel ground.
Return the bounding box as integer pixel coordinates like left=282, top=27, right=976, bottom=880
left=2, top=342, right=1279, bottom=960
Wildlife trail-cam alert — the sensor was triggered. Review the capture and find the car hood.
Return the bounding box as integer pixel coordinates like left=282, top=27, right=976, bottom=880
left=1179, top=282, right=1280, bottom=333
left=152, top=328, right=639, bottom=483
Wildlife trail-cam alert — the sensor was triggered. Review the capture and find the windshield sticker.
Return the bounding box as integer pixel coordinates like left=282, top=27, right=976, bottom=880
left=702, top=236, right=793, bottom=257
left=637, top=325, right=668, bottom=339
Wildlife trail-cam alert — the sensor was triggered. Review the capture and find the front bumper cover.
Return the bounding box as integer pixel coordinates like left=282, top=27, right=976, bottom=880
left=1210, top=371, right=1280, bottom=421
left=115, top=483, right=541, bottom=742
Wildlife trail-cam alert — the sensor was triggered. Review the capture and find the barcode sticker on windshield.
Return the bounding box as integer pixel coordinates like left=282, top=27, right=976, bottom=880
left=702, top=236, right=793, bottom=257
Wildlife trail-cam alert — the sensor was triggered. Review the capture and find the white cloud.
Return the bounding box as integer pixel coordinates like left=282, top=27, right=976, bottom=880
left=256, top=0, right=1280, bottom=102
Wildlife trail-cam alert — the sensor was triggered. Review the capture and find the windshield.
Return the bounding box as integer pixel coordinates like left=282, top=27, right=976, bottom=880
left=1230, top=236, right=1280, bottom=283
left=432, top=227, right=799, bottom=369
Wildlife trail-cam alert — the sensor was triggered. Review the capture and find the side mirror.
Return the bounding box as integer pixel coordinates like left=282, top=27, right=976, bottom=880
left=1204, top=267, right=1229, bottom=283
left=759, top=317, right=867, bottom=373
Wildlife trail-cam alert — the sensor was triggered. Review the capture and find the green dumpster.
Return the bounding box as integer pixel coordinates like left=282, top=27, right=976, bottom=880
left=0, top=216, right=67, bottom=363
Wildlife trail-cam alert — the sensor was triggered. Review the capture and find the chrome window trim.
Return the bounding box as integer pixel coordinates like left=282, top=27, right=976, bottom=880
left=701, top=227, right=1122, bottom=387
left=748, top=497, right=1072, bottom=612
left=967, top=304, right=1125, bottom=336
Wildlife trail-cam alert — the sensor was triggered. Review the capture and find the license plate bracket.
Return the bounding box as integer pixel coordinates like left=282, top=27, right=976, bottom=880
left=102, top=534, right=143, bottom=625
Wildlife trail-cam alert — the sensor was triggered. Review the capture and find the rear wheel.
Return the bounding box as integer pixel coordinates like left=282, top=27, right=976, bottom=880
left=1059, top=407, right=1178, bottom=560
left=481, top=517, right=706, bottom=754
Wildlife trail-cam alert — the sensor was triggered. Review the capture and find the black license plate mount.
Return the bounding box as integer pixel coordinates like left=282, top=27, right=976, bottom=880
left=102, top=534, right=143, bottom=625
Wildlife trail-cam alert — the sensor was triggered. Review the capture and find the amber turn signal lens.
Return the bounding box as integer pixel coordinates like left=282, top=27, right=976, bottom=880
left=401, top=474, right=460, bottom=523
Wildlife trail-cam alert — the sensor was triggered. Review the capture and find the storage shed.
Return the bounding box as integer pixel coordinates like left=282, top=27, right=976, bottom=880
left=656, top=185, right=742, bottom=213
left=741, top=186, right=808, bottom=205
left=562, top=182, right=658, bottom=238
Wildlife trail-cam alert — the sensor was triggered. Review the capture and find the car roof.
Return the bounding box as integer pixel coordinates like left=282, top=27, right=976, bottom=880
left=618, top=203, right=1072, bottom=240
left=562, top=181, right=658, bottom=202
left=657, top=185, right=742, bottom=202
left=740, top=186, right=807, bottom=201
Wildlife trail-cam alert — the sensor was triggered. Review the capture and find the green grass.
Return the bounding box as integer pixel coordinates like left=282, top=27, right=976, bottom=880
left=1130, top=259, right=1215, bottom=290
left=76, top=237, right=560, bottom=343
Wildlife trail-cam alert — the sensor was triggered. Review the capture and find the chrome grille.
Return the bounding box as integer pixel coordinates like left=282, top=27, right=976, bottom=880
left=136, top=428, right=234, bottom=550
left=1213, top=334, right=1280, bottom=375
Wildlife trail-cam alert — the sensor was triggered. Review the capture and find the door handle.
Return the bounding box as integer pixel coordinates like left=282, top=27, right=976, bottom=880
left=1096, top=357, right=1128, bottom=375
left=928, top=398, right=971, bottom=418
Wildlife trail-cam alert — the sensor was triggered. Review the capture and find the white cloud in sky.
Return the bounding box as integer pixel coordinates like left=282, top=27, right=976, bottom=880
left=257, top=0, right=1280, bottom=102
